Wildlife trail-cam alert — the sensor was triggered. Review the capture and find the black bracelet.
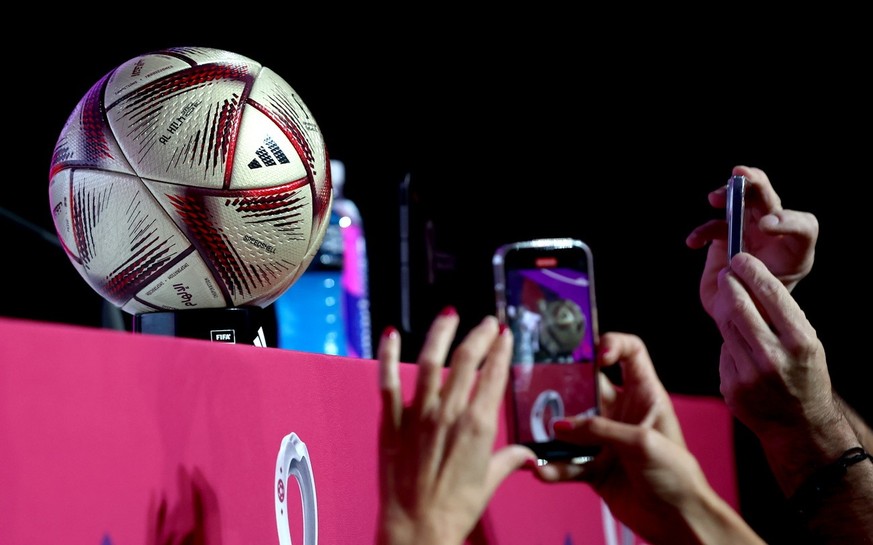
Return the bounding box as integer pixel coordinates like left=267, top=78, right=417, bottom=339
left=788, top=446, right=873, bottom=520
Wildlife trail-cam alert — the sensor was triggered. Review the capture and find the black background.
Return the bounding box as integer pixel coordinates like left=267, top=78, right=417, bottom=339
left=4, top=16, right=870, bottom=544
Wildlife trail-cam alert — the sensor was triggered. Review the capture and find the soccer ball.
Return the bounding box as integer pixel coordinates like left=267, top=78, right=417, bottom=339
left=48, top=46, right=332, bottom=315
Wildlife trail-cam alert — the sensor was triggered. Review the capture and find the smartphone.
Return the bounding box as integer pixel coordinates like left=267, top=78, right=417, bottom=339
left=398, top=172, right=464, bottom=363
left=727, top=175, right=746, bottom=260
left=493, top=238, right=601, bottom=461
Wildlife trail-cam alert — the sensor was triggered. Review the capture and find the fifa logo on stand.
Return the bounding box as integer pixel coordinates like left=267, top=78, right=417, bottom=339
left=210, top=329, right=236, bottom=343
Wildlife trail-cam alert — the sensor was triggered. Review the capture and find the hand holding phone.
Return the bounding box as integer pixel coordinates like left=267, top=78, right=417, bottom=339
left=727, top=175, right=746, bottom=260
left=492, top=238, right=600, bottom=462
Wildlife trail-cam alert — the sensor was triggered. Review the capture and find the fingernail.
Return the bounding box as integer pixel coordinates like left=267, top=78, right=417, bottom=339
left=382, top=326, right=398, bottom=339
left=553, top=420, right=573, bottom=432
left=499, top=323, right=509, bottom=335
left=440, top=305, right=457, bottom=317
left=522, top=458, right=540, bottom=470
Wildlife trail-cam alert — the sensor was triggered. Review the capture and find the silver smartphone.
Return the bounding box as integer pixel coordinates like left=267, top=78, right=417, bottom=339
left=727, top=175, right=746, bottom=260
left=493, top=238, right=601, bottom=461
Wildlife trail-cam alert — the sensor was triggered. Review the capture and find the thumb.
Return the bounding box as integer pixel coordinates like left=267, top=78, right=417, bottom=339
left=484, top=445, right=537, bottom=495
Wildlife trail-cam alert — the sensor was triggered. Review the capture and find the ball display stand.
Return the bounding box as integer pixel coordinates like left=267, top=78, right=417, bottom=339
left=132, top=306, right=270, bottom=347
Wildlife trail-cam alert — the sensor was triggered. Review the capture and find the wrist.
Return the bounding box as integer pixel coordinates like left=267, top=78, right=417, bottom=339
left=376, top=514, right=466, bottom=545
left=758, top=400, right=860, bottom=495
left=679, top=483, right=766, bottom=545
left=787, top=446, right=873, bottom=522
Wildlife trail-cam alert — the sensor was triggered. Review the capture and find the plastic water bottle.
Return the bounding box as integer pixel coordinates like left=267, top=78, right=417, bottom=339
left=273, top=159, right=372, bottom=358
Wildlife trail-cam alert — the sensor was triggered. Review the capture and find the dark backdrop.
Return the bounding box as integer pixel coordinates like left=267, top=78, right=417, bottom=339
left=4, top=19, right=869, bottom=544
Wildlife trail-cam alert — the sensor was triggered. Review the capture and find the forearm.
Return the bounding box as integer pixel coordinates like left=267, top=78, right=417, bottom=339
left=753, top=391, right=873, bottom=543
left=677, top=485, right=767, bottom=545
left=750, top=391, right=873, bottom=543
left=789, top=448, right=873, bottom=544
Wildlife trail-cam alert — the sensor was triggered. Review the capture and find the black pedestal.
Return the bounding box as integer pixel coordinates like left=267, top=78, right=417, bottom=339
left=132, top=306, right=271, bottom=347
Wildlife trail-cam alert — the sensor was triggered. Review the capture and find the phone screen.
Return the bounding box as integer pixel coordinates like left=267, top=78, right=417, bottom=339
left=493, top=239, right=600, bottom=461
